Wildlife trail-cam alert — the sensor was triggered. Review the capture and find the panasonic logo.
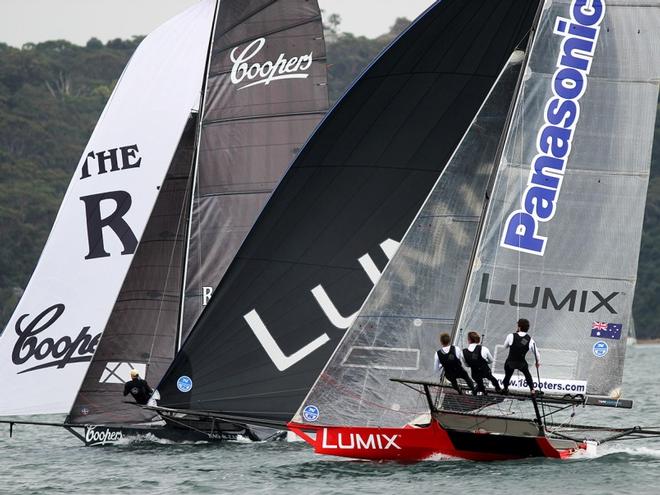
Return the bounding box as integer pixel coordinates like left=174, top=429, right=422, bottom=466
left=501, top=0, right=606, bottom=256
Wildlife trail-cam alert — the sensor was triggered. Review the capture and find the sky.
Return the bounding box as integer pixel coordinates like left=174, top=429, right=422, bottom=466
left=0, top=0, right=436, bottom=48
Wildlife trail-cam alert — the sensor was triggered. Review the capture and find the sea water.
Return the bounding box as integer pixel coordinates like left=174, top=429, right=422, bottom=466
left=2, top=345, right=660, bottom=495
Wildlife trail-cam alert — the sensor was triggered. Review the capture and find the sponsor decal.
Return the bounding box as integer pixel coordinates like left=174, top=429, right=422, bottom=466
left=590, top=321, right=622, bottom=340
left=202, top=286, right=213, bottom=306
left=493, top=373, right=587, bottom=393
left=230, top=38, right=313, bottom=91
left=177, top=375, right=193, bottom=392
left=321, top=429, right=401, bottom=450
left=244, top=239, right=400, bottom=372
left=11, top=303, right=100, bottom=374
left=99, top=362, right=146, bottom=384
left=79, top=144, right=143, bottom=260
left=303, top=405, right=320, bottom=422
left=81, top=407, right=89, bottom=416
left=85, top=426, right=123, bottom=446
left=593, top=340, right=608, bottom=357
left=501, top=0, right=606, bottom=255
left=478, top=273, right=618, bottom=313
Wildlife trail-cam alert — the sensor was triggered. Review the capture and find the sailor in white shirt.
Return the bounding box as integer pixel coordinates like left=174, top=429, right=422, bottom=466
left=462, top=331, right=502, bottom=394
left=434, top=332, right=475, bottom=394
left=502, top=318, right=541, bottom=394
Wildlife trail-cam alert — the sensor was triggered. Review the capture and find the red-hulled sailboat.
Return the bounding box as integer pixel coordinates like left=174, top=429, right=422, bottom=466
left=289, top=0, right=660, bottom=461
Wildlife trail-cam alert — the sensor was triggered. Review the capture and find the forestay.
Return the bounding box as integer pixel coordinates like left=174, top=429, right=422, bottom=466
left=0, top=0, right=215, bottom=415
left=158, top=0, right=541, bottom=425
left=456, top=0, right=660, bottom=396
left=293, top=53, right=526, bottom=428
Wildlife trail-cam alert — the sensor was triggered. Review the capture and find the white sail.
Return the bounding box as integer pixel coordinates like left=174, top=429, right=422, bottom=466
left=0, top=0, right=215, bottom=415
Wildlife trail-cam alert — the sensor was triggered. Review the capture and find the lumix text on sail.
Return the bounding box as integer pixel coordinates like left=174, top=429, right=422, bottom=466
left=501, top=0, right=606, bottom=256
left=230, top=37, right=313, bottom=91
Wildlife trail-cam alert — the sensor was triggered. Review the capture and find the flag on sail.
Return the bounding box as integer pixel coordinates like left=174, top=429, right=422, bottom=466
left=591, top=322, right=623, bottom=340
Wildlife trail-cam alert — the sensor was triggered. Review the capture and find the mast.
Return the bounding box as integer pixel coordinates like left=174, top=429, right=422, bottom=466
left=449, top=1, right=546, bottom=344
left=175, top=0, right=222, bottom=353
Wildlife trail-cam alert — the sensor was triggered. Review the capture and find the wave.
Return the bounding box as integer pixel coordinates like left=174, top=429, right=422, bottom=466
left=571, top=443, right=660, bottom=460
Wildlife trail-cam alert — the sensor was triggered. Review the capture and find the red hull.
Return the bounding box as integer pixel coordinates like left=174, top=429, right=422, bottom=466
left=288, top=421, right=580, bottom=462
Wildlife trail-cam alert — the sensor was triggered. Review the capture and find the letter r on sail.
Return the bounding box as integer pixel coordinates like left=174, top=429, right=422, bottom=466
left=244, top=310, right=330, bottom=371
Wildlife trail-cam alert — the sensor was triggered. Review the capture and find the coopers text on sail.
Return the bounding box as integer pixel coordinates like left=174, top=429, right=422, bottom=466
left=501, top=0, right=606, bottom=256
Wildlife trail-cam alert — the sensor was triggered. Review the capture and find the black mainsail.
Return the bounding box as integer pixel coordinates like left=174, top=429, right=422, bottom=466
left=180, top=0, right=329, bottom=342
left=157, top=0, right=541, bottom=425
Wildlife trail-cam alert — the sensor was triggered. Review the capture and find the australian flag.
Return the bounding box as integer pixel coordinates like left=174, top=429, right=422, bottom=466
left=591, top=322, right=623, bottom=340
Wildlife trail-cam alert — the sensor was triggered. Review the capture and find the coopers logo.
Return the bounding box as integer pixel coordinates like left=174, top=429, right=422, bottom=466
left=11, top=303, right=101, bottom=374
left=85, top=426, right=123, bottom=446
left=230, top=37, right=313, bottom=90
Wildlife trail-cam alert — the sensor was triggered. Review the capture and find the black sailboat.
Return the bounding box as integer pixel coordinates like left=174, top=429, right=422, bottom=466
left=154, top=0, right=541, bottom=434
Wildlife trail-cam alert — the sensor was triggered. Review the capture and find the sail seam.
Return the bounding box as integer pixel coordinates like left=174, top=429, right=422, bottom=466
left=213, top=16, right=322, bottom=55
left=506, top=162, right=649, bottom=177
left=203, top=109, right=325, bottom=126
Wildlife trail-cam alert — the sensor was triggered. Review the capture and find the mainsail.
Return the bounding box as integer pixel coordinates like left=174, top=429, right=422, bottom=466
left=157, top=0, right=542, bottom=425
left=455, top=0, right=660, bottom=396
left=293, top=51, right=526, bottom=428
left=180, top=0, right=329, bottom=342
left=65, top=0, right=329, bottom=426
left=0, top=0, right=215, bottom=416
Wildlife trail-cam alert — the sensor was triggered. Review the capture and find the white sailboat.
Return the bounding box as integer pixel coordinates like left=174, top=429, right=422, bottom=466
left=0, top=0, right=215, bottom=417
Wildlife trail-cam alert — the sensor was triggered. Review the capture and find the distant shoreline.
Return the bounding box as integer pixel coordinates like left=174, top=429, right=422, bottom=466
left=635, top=339, right=660, bottom=345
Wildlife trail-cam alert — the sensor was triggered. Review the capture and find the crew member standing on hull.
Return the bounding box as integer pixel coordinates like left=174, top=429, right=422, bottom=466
left=463, top=331, right=502, bottom=395
left=123, top=369, right=153, bottom=405
left=502, top=318, right=541, bottom=395
left=434, top=333, right=475, bottom=395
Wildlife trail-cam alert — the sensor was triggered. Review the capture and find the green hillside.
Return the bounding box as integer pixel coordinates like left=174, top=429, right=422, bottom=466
left=0, top=22, right=659, bottom=338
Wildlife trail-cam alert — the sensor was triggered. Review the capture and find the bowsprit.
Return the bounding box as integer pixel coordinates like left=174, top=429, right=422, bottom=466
left=501, top=0, right=606, bottom=256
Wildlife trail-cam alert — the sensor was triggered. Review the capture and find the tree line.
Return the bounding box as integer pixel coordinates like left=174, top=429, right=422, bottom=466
left=0, top=19, right=659, bottom=338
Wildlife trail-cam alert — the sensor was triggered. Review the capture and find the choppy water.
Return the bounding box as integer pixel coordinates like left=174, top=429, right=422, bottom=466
left=2, top=345, right=660, bottom=495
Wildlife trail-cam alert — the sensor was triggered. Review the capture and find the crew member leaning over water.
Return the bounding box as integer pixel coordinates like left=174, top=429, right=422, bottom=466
left=434, top=333, right=475, bottom=395
left=502, top=318, right=541, bottom=395
left=462, top=331, right=502, bottom=395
